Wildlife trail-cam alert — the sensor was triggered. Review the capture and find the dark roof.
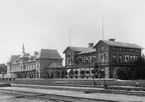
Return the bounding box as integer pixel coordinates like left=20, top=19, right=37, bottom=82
left=63, top=46, right=96, bottom=55
left=94, top=40, right=143, bottom=49
left=78, top=47, right=96, bottom=55
left=46, top=62, right=63, bottom=69
left=19, top=53, right=29, bottom=59
left=8, top=55, right=20, bottom=62
left=37, top=49, right=63, bottom=59
left=63, top=46, right=86, bottom=53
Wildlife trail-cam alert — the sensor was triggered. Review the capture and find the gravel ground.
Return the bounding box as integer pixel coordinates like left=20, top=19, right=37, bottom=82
left=0, top=93, right=54, bottom=102
left=0, top=90, right=104, bottom=102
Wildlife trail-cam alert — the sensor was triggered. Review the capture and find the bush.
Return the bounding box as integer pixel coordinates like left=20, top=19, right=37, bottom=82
left=74, top=70, right=78, bottom=75
left=116, top=67, right=133, bottom=80
left=133, top=57, right=145, bottom=79
left=80, top=70, right=85, bottom=78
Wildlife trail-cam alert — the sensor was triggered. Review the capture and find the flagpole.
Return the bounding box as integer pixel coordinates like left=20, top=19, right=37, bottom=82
left=70, top=27, right=71, bottom=46
left=102, top=16, right=104, bottom=40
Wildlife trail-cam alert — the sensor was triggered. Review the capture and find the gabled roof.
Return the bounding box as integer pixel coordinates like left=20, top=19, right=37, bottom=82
left=37, top=49, right=63, bottom=59
left=78, top=47, right=96, bottom=55
left=19, top=53, right=29, bottom=59
left=8, top=55, right=20, bottom=62
left=94, top=40, right=143, bottom=49
left=63, top=46, right=96, bottom=55
left=46, top=62, right=63, bottom=69
left=63, top=46, right=86, bottom=53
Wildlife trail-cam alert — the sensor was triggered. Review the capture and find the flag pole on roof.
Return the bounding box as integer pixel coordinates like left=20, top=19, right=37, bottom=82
left=70, top=27, right=72, bottom=46
left=102, top=16, right=104, bottom=40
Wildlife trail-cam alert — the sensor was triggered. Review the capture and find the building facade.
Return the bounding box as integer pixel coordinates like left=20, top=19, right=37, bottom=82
left=94, top=39, right=143, bottom=78
left=7, top=45, right=63, bottom=78
left=63, top=43, right=97, bottom=78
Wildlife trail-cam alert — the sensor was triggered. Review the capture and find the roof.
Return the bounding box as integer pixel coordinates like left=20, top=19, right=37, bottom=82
left=37, top=49, right=63, bottom=59
left=78, top=47, right=96, bottom=55
left=8, top=55, right=20, bottom=62
left=94, top=40, right=143, bottom=49
left=63, top=46, right=86, bottom=53
left=19, top=53, right=29, bottom=59
left=63, top=46, right=96, bottom=55
left=46, top=62, right=63, bottom=69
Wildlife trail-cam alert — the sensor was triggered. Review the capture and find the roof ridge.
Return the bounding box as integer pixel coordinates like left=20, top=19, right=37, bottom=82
left=68, top=46, right=87, bottom=48
left=101, top=40, right=143, bottom=49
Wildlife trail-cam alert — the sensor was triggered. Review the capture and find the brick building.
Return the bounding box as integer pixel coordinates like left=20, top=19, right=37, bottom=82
left=7, top=44, right=63, bottom=78
left=94, top=39, right=143, bottom=78
left=63, top=43, right=97, bottom=78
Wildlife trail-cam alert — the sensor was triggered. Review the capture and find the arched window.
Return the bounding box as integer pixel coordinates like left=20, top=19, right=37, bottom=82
left=125, top=55, right=129, bottom=63
left=101, top=46, right=104, bottom=51
left=112, top=56, right=117, bottom=63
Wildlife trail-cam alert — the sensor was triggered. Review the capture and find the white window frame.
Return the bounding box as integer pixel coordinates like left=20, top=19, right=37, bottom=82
left=125, top=55, right=129, bottom=62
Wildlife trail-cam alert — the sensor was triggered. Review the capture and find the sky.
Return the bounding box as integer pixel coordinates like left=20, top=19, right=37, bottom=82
left=0, top=0, right=145, bottom=65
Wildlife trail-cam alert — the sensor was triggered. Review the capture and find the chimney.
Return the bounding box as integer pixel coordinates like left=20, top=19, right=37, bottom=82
left=88, top=43, right=94, bottom=47
left=34, top=51, right=38, bottom=56
left=109, top=38, right=115, bottom=42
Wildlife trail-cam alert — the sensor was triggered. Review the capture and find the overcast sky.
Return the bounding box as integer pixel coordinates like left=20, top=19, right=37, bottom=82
left=0, top=0, right=145, bottom=65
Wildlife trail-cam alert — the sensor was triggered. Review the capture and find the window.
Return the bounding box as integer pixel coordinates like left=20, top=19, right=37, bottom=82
left=130, top=56, right=135, bottom=61
left=101, top=46, right=104, bottom=51
left=119, top=56, right=123, bottom=62
left=33, top=64, right=35, bottom=69
left=92, top=56, right=96, bottom=64
left=85, top=57, right=89, bottom=64
left=89, top=57, right=92, bottom=63
left=100, top=54, right=105, bottom=63
left=37, top=63, right=39, bottom=68
left=67, top=52, right=72, bottom=57
left=125, top=55, right=129, bottom=63
left=68, top=58, right=71, bottom=65
left=112, top=47, right=115, bottom=50
left=135, top=56, right=138, bottom=61
left=112, top=56, right=117, bottom=63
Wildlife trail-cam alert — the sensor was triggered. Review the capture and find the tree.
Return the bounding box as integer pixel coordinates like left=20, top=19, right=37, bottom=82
left=61, top=71, right=65, bottom=78
left=86, top=70, right=90, bottom=78
left=65, top=71, right=68, bottom=78
left=80, top=70, right=85, bottom=78
left=74, top=70, right=78, bottom=78
left=69, top=70, right=74, bottom=78
left=116, top=67, right=133, bottom=80
left=133, top=57, right=145, bottom=79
